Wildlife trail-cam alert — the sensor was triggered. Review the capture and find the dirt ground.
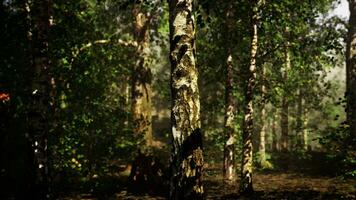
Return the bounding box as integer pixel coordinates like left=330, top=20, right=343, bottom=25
left=60, top=164, right=356, bottom=200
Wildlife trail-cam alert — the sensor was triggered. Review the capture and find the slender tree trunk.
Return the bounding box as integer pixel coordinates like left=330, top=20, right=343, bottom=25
left=347, top=0, right=356, bottom=138
left=223, top=4, right=236, bottom=182
left=272, top=109, right=278, bottom=151
left=296, top=88, right=303, bottom=149
left=303, top=107, right=309, bottom=151
left=169, top=0, right=203, bottom=199
left=280, top=38, right=290, bottom=152
left=259, top=65, right=266, bottom=166
left=28, top=0, right=51, bottom=198
left=123, top=76, right=130, bottom=126
left=131, top=3, right=153, bottom=151
left=239, top=0, right=258, bottom=194
left=223, top=50, right=236, bottom=181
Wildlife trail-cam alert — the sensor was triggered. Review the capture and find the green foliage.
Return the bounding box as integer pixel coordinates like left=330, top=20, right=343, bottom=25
left=319, top=123, right=356, bottom=178
left=1, top=0, right=354, bottom=198
left=254, top=152, right=274, bottom=170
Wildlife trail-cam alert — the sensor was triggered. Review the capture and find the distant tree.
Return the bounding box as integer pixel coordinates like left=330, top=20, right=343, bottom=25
left=131, top=1, right=153, bottom=151
left=280, top=29, right=291, bottom=151
left=223, top=3, right=237, bottom=182
left=258, top=64, right=267, bottom=166
left=169, top=0, right=204, bottom=199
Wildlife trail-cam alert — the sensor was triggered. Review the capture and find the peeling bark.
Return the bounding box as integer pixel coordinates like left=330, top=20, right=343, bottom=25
left=223, top=5, right=236, bottom=182
left=224, top=51, right=236, bottom=182
left=169, top=0, right=203, bottom=199
left=239, top=0, right=259, bottom=194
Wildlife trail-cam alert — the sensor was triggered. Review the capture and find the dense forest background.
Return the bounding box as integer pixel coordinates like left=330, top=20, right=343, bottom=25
left=0, top=0, right=356, bottom=199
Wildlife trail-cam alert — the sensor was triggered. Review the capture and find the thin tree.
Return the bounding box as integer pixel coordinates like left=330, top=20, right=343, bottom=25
left=347, top=0, right=356, bottom=138
left=239, top=0, right=259, bottom=194
left=280, top=29, right=290, bottom=151
left=223, top=3, right=237, bottom=182
left=169, top=0, right=203, bottom=199
left=258, top=64, right=267, bottom=166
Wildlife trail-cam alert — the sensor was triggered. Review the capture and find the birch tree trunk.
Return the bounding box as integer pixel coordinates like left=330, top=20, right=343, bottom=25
left=223, top=4, right=236, bottom=182
left=239, top=0, right=259, bottom=194
left=169, top=0, right=203, bottom=199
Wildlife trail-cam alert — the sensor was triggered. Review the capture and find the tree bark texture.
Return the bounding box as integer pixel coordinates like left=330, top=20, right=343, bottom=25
left=347, top=0, right=356, bottom=138
left=28, top=0, right=51, bottom=198
left=169, top=0, right=203, bottom=199
left=131, top=3, right=153, bottom=151
left=223, top=5, right=236, bottom=182
left=224, top=51, right=236, bottom=182
left=240, top=0, right=258, bottom=194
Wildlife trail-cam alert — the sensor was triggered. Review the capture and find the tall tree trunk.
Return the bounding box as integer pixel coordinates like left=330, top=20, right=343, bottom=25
left=347, top=0, right=356, bottom=138
left=131, top=3, right=153, bottom=152
left=223, top=50, right=236, bottom=182
left=296, top=88, right=303, bottom=149
left=169, top=0, right=203, bottom=199
left=223, top=4, right=236, bottom=182
left=258, top=65, right=267, bottom=166
left=239, top=0, right=258, bottom=194
left=303, top=107, right=309, bottom=151
left=272, top=109, right=278, bottom=151
left=280, top=38, right=290, bottom=152
left=128, top=4, right=166, bottom=194
left=28, top=0, right=51, bottom=198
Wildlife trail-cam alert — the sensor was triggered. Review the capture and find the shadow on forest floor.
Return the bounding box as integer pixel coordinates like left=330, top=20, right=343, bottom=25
left=205, top=165, right=356, bottom=200
left=59, top=164, right=356, bottom=200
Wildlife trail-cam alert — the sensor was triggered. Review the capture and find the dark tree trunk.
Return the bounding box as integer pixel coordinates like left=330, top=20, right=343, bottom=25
left=239, top=0, right=259, bottom=195
left=347, top=0, right=356, bottom=138
left=169, top=0, right=204, bottom=199
left=28, top=0, right=52, bottom=198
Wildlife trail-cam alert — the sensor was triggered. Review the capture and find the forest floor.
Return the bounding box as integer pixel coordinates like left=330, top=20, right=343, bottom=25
left=60, top=164, right=356, bottom=200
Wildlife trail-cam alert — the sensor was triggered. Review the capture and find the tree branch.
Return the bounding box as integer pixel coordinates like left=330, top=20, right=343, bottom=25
left=70, top=39, right=137, bottom=64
